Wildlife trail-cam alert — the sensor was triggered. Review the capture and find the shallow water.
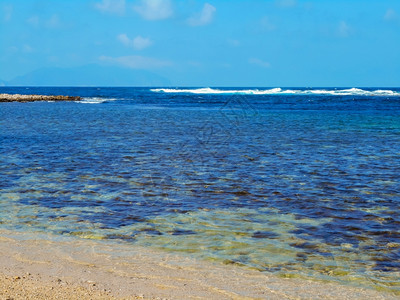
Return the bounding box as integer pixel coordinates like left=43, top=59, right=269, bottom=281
left=1, top=87, right=400, bottom=292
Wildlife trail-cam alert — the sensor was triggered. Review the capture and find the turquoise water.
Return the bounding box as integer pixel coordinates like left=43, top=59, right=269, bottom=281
left=1, top=87, right=400, bottom=292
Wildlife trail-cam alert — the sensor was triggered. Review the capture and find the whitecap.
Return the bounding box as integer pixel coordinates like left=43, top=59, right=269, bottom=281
left=151, top=87, right=400, bottom=97
left=78, top=97, right=119, bottom=104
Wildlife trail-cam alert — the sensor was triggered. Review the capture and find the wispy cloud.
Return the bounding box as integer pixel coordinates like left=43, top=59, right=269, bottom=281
left=3, top=4, right=12, bottom=22
left=337, top=20, right=352, bottom=37
left=384, top=9, right=397, bottom=21
left=6, top=44, right=34, bottom=54
left=117, top=34, right=131, bottom=46
left=117, top=34, right=153, bottom=50
left=187, top=3, right=216, bottom=26
left=95, top=0, right=125, bottom=15
left=249, top=58, right=271, bottom=68
left=187, top=61, right=202, bottom=67
left=99, top=55, right=172, bottom=69
left=26, top=16, right=39, bottom=27
left=23, top=44, right=33, bottom=53
left=26, top=15, right=62, bottom=29
left=8, top=46, right=18, bottom=53
left=227, top=39, right=240, bottom=47
left=260, top=16, right=276, bottom=31
left=46, top=15, right=61, bottom=28
left=132, top=35, right=153, bottom=50
left=134, top=0, right=173, bottom=20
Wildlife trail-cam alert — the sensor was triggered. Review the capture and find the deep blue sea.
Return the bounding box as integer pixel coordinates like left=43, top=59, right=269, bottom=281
left=1, top=87, right=400, bottom=292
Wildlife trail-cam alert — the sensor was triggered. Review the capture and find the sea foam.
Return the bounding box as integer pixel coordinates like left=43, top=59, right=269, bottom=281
left=79, top=97, right=119, bottom=104
left=151, top=87, right=400, bottom=97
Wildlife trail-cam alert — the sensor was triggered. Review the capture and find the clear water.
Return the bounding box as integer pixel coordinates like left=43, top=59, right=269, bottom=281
left=1, top=87, right=400, bottom=293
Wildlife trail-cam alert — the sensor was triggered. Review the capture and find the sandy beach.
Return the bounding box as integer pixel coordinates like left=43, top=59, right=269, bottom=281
left=2, top=0, right=400, bottom=298
left=0, top=229, right=397, bottom=300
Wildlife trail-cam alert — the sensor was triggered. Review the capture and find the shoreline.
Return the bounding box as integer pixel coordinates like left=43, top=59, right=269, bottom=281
left=0, top=229, right=397, bottom=299
left=0, top=93, right=81, bottom=102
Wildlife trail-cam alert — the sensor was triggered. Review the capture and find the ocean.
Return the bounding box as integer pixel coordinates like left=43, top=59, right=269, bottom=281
left=1, top=86, right=400, bottom=293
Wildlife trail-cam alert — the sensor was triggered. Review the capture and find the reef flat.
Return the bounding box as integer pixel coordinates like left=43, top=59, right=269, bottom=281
left=0, top=93, right=81, bottom=102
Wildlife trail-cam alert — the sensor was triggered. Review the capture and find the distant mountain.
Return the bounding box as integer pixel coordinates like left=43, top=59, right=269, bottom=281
left=6, top=65, right=171, bottom=86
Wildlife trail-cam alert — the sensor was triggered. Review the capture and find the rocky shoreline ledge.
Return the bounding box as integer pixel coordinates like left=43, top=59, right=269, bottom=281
left=0, top=93, right=81, bottom=102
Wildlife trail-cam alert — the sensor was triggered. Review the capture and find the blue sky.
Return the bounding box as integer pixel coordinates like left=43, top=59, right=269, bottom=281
left=1, top=0, right=400, bottom=87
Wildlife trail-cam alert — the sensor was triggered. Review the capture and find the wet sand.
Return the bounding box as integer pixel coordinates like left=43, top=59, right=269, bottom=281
left=0, top=229, right=397, bottom=300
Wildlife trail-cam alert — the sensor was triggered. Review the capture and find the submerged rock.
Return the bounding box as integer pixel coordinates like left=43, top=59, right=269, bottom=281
left=0, top=93, right=81, bottom=102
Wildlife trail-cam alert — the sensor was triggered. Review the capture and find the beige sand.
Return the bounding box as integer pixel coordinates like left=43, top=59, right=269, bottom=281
left=0, top=273, right=116, bottom=300
left=0, top=229, right=397, bottom=299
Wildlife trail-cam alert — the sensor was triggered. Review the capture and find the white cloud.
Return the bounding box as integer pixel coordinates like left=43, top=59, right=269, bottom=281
left=6, top=44, right=33, bottom=53
left=249, top=58, right=271, bottom=68
left=227, top=39, right=240, bottom=47
left=134, top=0, right=173, bottom=20
left=99, top=55, right=172, bottom=69
left=117, top=33, right=131, bottom=47
left=95, top=0, right=125, bottom=15
left=3, top=4, right=12, bottom=22
left=337, top=20, right=351, bottom=37
left=384, top=9, right=397, bottom=21
left=187, top=3, right=216, bottom=26
left=117, top=33, right=131, bottom=46
left=133, top=36, right=153, bottom=50
left=276, top=0, right=296, bottom=8
left=48, top=56, right=59, bottom=63
left=117, top=34, right=153, bottom=50
left=46, top=15, right=60, bottom=28
left=27, top=16, right=39, bottom=27
left=23, top=44, right=33, bottom=53
left=260, top=16, right=276, bottom=31
left=26, top=15, right=62, bottom=29
left=8, top=46, right=18, bottom=53
left=188, top=61, right=202, bottom=67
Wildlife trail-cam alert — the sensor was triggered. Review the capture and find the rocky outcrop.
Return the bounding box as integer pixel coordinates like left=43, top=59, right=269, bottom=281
left=0, top=93, right=81, bottom=102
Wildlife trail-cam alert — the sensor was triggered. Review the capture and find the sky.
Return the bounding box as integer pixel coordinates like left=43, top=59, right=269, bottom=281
left=1, top=0, right=400, bottom=87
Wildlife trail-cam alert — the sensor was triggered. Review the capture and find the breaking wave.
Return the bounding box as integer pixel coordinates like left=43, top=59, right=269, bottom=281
left=151, top=87, right=400, bottom=97
left=78, top=97, right=119, bottom=104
